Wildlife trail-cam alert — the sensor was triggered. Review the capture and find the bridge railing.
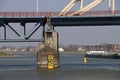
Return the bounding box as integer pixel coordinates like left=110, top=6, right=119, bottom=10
left=0, top=11, right=120, bottom=18
left=63, top=10, right=120, bottom=16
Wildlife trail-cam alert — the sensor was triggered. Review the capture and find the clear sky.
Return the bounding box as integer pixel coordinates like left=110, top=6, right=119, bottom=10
left=0, top=0, right=120, bottom=46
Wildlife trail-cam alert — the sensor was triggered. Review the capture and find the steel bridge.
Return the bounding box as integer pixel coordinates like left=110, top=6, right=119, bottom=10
left=0, top=0, right=120, bottom=42
left=0, top=11, right=120, bottom=42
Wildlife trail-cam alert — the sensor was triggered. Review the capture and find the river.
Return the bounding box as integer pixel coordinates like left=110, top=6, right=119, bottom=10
left=0, top=52, right=120, bottom=80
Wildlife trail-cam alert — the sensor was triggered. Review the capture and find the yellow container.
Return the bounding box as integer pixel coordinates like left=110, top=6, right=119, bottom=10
left=48, top=55, right=54, bottom=69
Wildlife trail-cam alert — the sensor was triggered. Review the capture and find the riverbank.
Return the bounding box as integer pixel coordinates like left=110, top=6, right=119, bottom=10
left=0, top=51, right=15, bottom=58
left=60, top=51, right=85, bottom=54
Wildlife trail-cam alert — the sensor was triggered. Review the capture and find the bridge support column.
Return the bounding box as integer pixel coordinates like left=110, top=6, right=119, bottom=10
left=37, top=30, right=59, bottom=68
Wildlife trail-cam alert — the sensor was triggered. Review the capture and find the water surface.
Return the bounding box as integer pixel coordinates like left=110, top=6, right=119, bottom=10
left=0, top=52, right=120, bottom=80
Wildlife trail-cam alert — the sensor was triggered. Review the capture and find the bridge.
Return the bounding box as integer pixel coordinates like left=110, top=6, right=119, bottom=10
left=0, top=11, right=120, bottom=41
left=0, top=0, right=120, bottom=69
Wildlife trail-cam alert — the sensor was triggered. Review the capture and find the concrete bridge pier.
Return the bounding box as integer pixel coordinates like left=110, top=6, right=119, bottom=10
left=37, top=30, right=59, bottom=68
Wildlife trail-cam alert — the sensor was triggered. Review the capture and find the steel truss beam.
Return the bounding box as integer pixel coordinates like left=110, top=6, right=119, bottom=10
left=0, top=18, right=47, bottom=42
left=25, top=23, right=42, bottom=39
left=59, top=0, right=104, bottom=16
left=59, top=0, right=115, bottom=16
left=7, top=23, right=21, bottom=37
left=0, top=39, right=44, bottom=42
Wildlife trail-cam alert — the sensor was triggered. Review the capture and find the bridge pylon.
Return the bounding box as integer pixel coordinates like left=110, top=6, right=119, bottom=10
left=37, top=18, right=59, bottom=68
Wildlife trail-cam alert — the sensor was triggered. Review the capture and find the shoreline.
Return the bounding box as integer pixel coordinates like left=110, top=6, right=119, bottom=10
left=60, top=51, right=85, bottom=54
left=0, top=51, right=16, bottom=58
left=0, top=54, right=16, bottom=58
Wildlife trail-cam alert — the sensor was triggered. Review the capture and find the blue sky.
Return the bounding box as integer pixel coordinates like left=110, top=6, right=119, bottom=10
left=0, top=0, right=120, bottom=46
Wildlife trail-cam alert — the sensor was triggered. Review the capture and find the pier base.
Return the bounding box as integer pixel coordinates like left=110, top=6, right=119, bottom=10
left=37, top=31, right=59, bottom=68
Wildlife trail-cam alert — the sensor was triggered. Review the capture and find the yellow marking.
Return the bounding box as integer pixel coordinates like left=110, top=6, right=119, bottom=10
left=84, top=57, right=87, bottom=64
left=48, top=55, right=54, bottom=69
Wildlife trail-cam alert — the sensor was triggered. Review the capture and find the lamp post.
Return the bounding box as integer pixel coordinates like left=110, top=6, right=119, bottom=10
left=36, top=0, right=38, bottom=13
left=108, top=0, right=111, bottom=11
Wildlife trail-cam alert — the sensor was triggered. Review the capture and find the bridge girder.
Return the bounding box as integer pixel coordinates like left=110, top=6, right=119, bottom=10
left=0, top=18, right=47, bottom=42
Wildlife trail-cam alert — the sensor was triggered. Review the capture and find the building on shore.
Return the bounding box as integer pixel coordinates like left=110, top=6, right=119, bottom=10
left=58, top=48, right=64, bottom=52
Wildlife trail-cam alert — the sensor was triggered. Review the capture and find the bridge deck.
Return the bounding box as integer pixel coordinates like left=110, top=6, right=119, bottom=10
left=0, top=17, right=47, bottom=23
left=0, top=16, right=120, bottom=26
left=0, top=11, right=120, bottom=42
left=51, top=16, right=120, bottom=26
left=0, top=11, right=120, bottom=26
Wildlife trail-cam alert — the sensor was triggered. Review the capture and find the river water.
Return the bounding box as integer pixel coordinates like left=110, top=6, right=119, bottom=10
left=0, top=52, right=120, bottom=80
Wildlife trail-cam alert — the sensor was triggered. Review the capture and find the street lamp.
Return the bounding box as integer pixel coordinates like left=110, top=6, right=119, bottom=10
left=36, top=0, right=38, bottom=13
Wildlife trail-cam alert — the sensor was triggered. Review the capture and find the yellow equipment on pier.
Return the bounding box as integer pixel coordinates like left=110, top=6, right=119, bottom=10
left=48, top=55, right=54, bottom=69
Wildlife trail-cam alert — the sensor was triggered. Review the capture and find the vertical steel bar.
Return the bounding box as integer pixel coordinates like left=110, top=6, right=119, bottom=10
left=43, top=26, right=45, bottom=39
left=24, top=25, right=26, bottom=36
left=4, top=26, right=6, bottom=40
left=108, top=0, right=111, bottom=11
